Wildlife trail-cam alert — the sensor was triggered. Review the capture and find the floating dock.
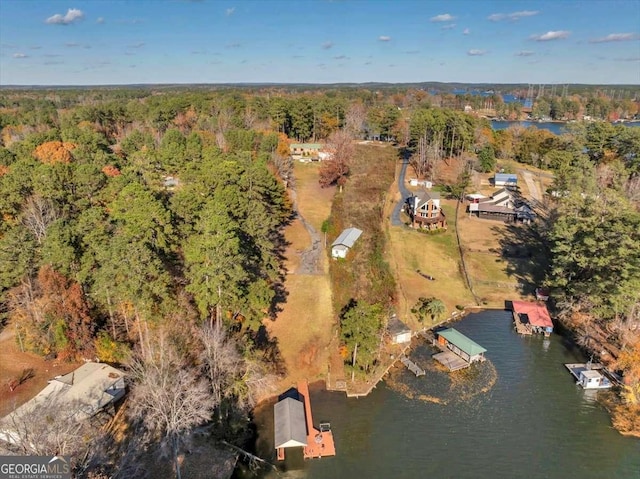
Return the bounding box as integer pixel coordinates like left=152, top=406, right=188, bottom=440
left=565, top=363, right=612, bottom=390
left=400, top=356, right=425, bottom=376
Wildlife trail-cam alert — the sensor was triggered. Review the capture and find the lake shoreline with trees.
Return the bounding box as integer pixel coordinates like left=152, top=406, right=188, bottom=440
left=0, top=85, right=638, bottom=477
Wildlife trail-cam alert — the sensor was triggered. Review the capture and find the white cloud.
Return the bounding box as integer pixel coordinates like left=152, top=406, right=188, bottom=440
left=127, top=42, right=145, bottom=48
left=488, top=10, right=539, bottom=21
left=13, top=53, right=28, bottom=58
left=614, top=56, right=640, bottom=62
left=226, top=7, right=235, bottom=16
left=468, top=49, right=487, bottom=56
left=334, top=55, right=348, bottom=60
left=530, top=31, right=570, bottom=41
left=378, top=35, right=391, bottom=41
left=442, top=24, right=456, bottom=30
left=430, top=13, right=455, bottom=22
left=590, top=33, right=639, bottom=43
left=463, top=28, right=470, bottom=35
left=322, top=41, right=334, bottom=50
left=97, top=17, right=105, bottom=24
left=45, top=8, right=84, bottom=25
left=516, top=50, right=535, bottom=57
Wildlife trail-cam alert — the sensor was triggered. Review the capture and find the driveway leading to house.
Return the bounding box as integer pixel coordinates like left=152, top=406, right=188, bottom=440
left=392, top=159, right=411, bottom=226
left=520, top=169, right=542, bottom=204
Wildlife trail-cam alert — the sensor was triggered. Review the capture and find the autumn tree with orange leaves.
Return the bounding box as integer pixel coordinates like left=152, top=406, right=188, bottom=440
left=33, top=141, right=76, bottom=164
left=10, top=265, right=95, bottom=360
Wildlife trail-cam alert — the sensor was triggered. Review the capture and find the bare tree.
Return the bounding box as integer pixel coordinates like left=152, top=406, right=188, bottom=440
left=270, top=151, right=294, bottom=188
left=319, top=129, right=354, bottom=190
left=21, top=195, right=58, bottom=244
left=410, top=135, right=428, bottom=179
left=345, top=103, right=366, bottom=139
left=128, top=338, right=216, bottom=479
left=197, top=321, right=277, bottom=412
left=0, top=396, right=96, bottom=470
left=198, top=320, right=242, bottom=407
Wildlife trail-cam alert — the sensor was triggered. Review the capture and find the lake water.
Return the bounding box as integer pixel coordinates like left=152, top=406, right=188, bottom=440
left=246, top=310, right=640, bottom=479
left=491, top=120, right=640, bottom=136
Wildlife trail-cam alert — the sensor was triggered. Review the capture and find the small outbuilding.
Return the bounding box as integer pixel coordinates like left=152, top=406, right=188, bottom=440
left=331, top=227, right=362, bottom=259
left=388, top=315, right=412, bottom=344
left=494, top=173, right=518, bottom=188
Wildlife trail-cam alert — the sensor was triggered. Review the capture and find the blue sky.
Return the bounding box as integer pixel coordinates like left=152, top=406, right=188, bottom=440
left=1, top=0, right=639, bottom=85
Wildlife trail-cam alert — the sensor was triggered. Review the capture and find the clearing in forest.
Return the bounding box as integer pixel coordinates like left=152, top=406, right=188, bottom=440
left=265, top=162, right=336, bottom=390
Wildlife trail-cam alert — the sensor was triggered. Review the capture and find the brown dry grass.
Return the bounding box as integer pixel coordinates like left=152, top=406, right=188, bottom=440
left=388, top=212, right=475, bottom=327
left=265, top=161, right=338, bottom=391
left=456, top=205, right=532, bottom=306
left=293, top=162, right=335, bottom=231
left=0, top=324, right=79, bottom=417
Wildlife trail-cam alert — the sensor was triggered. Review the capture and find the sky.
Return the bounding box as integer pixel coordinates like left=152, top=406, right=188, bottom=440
left=0, top=0, right=639, bottom=86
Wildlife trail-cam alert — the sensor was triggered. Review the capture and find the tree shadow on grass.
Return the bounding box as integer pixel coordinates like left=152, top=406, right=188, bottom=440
left=252, top=325, right=287, bottom=377
left=493, top=222, right=549, bottom=297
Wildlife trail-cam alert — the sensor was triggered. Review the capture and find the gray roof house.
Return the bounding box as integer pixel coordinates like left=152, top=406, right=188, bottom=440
left=0, top=362, right=126, bottom=446
left=274, top=397, right=307, bottom=449
left=331, top=227, right=363, bottom=259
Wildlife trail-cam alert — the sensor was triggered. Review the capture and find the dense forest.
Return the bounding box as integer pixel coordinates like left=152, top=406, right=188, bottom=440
left=0, top=85, right=639, bottom=475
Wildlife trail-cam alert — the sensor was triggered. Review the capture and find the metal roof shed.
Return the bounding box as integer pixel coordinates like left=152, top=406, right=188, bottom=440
left=331, top=227, right=362, bottom=259
left=274, top=397, right=307, bottom=449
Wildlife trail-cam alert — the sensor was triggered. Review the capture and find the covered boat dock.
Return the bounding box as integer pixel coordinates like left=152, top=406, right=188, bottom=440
left=511, top=301, right=553, bottom=336
left=433, top=328, right=487, bottom=371
left=274, top=381, right=336, bottom=461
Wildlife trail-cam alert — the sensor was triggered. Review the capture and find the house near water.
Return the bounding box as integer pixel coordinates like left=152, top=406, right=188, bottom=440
left=388, top=315, right=412, bottom=344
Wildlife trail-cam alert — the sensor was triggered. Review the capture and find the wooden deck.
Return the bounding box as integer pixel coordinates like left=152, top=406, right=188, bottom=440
left=299, top=381, right=336, bottom=459
left=513, top=310, right=533, bottom=335
left=400, top=356, right=425, bottom=376
left=433, top=351, right=470, bottom=371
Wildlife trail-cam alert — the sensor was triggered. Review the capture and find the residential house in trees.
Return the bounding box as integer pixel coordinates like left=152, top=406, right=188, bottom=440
left=405, top=191, right=447, bottom=230
left=290, top=143, right=323, bottom=161
left=0, top=362, right=126, bottom=446
left=468, top=188, right=535, bottom=223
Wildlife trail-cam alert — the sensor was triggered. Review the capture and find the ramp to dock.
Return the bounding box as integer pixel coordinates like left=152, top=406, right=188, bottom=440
left=433, top=351, right=470, bottom=371
left=400, top=356, right=425, bottom=376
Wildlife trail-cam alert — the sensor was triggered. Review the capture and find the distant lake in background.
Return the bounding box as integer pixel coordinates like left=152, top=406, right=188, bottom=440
left=491, top=120, right=640, bottom=136
left=245, top=310, right=640, bottom=479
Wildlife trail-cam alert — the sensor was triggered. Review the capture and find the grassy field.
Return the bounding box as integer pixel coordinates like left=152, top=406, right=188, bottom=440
left=264, top=161, right=337, bottom=391
left=456, top=205, right=540, bottom=306
left=388, top=197, right=475, bottom=328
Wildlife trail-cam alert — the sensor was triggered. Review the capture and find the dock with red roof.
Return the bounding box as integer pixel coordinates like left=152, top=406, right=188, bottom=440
left=511, top=301, right=554, bottom=336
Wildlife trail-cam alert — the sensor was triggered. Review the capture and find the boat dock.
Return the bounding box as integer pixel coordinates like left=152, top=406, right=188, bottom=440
left=400, top=356, right=425, bottom=376
left=299, top=380, right=336, bottom=460
left=565, top=363, right=612, bottom=390
left=432, top=351, right=471, bottom=371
